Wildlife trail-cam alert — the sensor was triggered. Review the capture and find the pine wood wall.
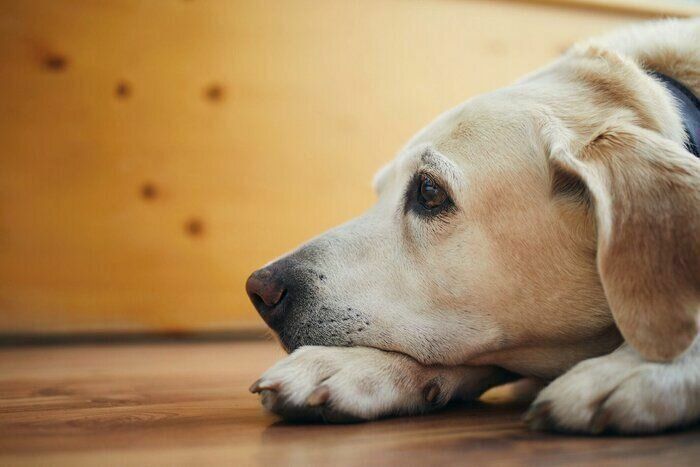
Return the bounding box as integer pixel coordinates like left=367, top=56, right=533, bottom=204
left=0, top=0, right=679, bottom=334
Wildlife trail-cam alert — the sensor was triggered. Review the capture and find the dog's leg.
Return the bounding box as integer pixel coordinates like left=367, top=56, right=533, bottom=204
left=526, top=336, right=700, bottom=434
left=251, top=346, right=514, bottom=422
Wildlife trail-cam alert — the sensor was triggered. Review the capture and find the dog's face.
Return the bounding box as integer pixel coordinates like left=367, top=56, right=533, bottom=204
left=247, top=47, right=699, bottom=378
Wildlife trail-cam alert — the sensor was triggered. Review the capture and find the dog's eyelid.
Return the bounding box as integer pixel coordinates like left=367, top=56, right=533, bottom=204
left=418, top=150, right=464, bottom=192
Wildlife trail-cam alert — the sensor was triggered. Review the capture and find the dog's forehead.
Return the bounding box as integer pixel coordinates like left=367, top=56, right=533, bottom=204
left=380, top=93, right=539, bottom=175
left=372, top=87, right=554, bottom=201
left=424, top=92, right=539, bottom=152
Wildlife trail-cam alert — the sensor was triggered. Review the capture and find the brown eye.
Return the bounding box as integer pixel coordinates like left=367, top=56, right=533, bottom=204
left=418, top=174, right=448, bottom=209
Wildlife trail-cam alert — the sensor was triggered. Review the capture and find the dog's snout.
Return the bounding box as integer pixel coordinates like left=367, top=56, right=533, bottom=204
left=246, top=248, right=325, bottom=349
left=246, top=267, right=288, bottom=322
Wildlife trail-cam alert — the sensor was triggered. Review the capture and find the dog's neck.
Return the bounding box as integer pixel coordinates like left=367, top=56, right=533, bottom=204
left=648, top=71, right=700, bottom=158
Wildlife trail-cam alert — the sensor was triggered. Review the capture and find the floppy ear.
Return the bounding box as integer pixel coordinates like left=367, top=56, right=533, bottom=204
left=550, top=125, right=700, bottom=362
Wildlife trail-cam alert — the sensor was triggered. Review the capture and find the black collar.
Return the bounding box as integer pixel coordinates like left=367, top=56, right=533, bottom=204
left=649, top=71, right=700, bottom=158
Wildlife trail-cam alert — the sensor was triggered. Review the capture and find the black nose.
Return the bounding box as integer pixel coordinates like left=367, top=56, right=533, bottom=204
left=246, top=266, right=288, bottom=323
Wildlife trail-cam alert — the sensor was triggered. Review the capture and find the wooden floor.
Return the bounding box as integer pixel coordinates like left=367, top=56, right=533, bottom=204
left=0, top=341, right=698, bottom=466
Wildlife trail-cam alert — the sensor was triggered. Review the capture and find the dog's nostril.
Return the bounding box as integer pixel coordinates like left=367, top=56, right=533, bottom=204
left=250, top=288, right=287, bottom=311
left=248, top=291, right=267, bottom=312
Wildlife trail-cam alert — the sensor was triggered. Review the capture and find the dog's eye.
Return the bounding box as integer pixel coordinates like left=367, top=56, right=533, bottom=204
left=418, top=174, right=448, bottom=210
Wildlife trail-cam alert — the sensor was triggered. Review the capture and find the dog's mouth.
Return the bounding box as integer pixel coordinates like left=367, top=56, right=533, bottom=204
left=272, top=304, right=373, bottom=353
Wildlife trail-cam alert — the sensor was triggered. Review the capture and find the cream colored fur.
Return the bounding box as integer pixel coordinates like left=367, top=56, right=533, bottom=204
left=253, top=19, right=700, bottom=434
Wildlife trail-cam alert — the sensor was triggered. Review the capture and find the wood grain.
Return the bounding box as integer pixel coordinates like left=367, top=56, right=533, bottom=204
left=0, top=0, right=662, bottom=333
left=533, top=0, right=700, bottom=17
left=0, top=341, right=698, bottom=466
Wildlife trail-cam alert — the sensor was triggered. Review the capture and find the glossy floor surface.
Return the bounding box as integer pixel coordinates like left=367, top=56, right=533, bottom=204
left=1, top=341, right=698, bottom=466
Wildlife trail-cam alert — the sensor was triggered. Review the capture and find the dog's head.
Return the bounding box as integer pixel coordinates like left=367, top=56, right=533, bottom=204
left=247, top=46, right=700, bottom=378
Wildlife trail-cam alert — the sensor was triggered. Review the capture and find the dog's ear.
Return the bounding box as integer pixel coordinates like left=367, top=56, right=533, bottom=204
left=549, top=125, right=700, bottom=362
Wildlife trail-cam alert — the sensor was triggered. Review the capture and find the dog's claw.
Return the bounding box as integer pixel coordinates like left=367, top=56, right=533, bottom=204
left=423, top=382, right=441, bottom=404
left=306, top=385, right=330, bottom=407
left=524, top=401, right=554, bottom=431
left=249, top=379, right=278, bottom=394
left=249, top=379, right=263, bottom=393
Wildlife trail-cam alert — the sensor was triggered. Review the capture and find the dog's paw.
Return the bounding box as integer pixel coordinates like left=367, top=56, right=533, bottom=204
left=525, top=345, right=700, bottom=434
left=250, top=346, right=452, bottom=423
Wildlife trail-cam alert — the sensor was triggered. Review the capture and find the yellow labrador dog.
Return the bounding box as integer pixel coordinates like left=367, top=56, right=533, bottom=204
left=246, top=19, right=700, bottom=434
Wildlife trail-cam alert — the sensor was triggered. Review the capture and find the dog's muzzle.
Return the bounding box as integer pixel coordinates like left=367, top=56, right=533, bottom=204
left=245, top=249, right=326, bottom=348
left=245, top=248, right=368, bottom=352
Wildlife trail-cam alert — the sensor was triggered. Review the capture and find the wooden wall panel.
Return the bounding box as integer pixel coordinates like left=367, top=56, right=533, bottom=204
left=0, top=0, right=652, bottom=334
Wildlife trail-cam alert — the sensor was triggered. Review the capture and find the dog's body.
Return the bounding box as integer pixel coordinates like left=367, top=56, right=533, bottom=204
left=247, top=19, right=700, bottom=434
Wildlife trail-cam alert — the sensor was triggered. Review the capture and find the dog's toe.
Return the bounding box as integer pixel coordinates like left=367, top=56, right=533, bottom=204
left=589, top=404, right=613, bottom=435
left=523, top=400, right=556, bottom=432
left=305, top=385, right=330, bottom=407
left=258, top=383, right=364, bottom=424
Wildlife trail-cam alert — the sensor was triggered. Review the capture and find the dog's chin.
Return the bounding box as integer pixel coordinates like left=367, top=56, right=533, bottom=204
left=275, top=325, right=357, bottom=354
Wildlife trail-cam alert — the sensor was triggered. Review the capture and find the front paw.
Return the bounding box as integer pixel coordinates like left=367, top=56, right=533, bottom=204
left=250, top=346, right=446, bottom=423
left=525, top=348, right=698, bottom=434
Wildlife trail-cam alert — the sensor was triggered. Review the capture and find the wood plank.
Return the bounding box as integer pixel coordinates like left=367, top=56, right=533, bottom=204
left=0, top=341, right=698, bottom=466
left=0, top=1, right=652, bottom=333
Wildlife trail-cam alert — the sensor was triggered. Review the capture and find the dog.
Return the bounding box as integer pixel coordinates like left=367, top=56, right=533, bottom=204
left=246, top=19, right=700, bottom=434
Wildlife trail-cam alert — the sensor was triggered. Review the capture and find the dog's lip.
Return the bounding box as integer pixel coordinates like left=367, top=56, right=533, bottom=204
left=270, top=316, right=424, bottom=362
left=367, top=344, right=426, bottom=365
left=273, top=329, right=418, bottom=361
